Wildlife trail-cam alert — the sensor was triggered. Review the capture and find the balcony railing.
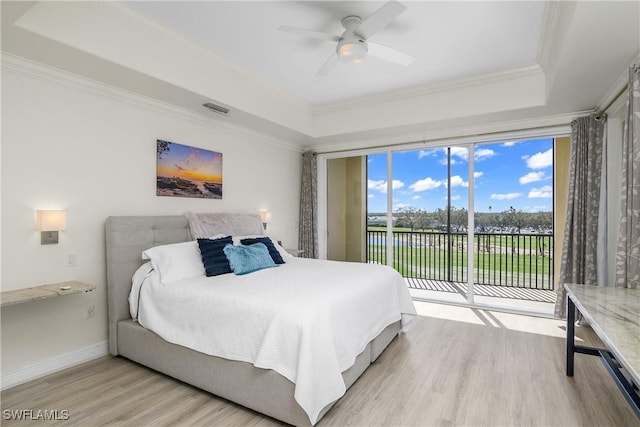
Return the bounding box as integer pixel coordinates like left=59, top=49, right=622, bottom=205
left=367, top=229, right=554, bottom=290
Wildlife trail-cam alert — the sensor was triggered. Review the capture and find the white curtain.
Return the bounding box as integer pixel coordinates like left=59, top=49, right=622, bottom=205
left=614, top=64, right=640, bottom=289
left=554, top=113, right=607, bottom=318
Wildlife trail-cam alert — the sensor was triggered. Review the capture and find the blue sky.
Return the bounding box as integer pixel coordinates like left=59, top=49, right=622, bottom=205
left=367, top=138, right=554, bottom=214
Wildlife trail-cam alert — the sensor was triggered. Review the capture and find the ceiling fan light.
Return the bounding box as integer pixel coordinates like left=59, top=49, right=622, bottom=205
left=337, top=41, right=367, bottom=63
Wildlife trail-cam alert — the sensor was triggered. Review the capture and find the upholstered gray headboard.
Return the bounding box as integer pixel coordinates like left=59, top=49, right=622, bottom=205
left=105, top=213, right=264, bottom=355
left=105, top=216, right=191, bottom=355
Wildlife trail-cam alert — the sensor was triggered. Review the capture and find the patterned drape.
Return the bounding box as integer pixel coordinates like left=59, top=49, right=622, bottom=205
left=554, top=113, right=607, bottom=318
left=614, top=64, right=640, bottom=289
left=299, top=151, right=318, bottom=258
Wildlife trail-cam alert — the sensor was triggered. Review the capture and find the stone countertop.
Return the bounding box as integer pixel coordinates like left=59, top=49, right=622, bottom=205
left=1, top=281, right=95, bottom=307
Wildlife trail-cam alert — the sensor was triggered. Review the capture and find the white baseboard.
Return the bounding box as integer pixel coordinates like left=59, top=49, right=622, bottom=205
left=0, top=341, right=109, bottom=391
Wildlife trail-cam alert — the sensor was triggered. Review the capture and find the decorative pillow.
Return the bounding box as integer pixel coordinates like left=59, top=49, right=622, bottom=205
left=223, top=243, right=277, bottom=275
left=197, top=236, right=233, bottom=277
left=186, top=212, right=264, bottom=239
left=142, top=241, right=205, bottom=284
left=240, top=236, right=285, bottom=264
left=234, top=235, right=293, bottom=261
left=208, top=233, right=228, bottom=240
left=269, top=238, right=294, bottom=260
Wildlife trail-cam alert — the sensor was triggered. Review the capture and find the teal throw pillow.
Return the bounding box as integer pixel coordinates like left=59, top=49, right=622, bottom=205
left=223, top=243, right=277, bottom=275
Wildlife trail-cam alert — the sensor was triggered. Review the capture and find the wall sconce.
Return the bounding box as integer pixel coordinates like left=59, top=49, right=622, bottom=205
left=259, top=210, right=272, bottom=230
left=36, top=210, right=67, bottom=244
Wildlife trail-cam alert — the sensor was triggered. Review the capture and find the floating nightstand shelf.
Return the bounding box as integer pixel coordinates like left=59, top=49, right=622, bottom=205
left=285, top=248, right=304, bottom=257
left=0, top=281, right=95, bottom=307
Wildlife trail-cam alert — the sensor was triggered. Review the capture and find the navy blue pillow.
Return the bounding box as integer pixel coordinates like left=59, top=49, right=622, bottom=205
left=197, top=236, right=233, bottom=276
left=240, top=237, right=285, bottom=264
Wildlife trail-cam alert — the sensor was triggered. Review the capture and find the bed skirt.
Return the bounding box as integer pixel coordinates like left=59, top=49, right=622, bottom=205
left=117, top=319, right=400, bottom=426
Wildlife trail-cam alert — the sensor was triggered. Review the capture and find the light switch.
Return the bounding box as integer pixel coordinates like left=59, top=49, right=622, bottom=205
left=66, top=253, right=77, bottom=267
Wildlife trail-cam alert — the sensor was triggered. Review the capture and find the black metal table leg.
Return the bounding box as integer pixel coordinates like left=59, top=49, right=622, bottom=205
left=566, top=296, right=575, bottom=377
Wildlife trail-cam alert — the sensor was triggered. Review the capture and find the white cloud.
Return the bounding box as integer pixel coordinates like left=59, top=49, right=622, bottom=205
left=474, top=171, right=484, bottom=178
left=368, top=179, right=384, bottom=189
left=391, top=180, right=405, bottom=190
left=418, top=149, right=437, bottom=159
left=525, top=148, right=553, bottom=169
left=519, top=171, right=546, bottom=185
left=449, top=146, right=469, bottom=161
left=528, top=185, right=552, bottom=198
left=450, top=195, right=461, bottom=201
left=409, top=177, right=442, bottom=192
left=502, top=140, right=521, bottom=147
left=491, top=192, right=523, bottom=200
left=439, top=157, right=458, bottom=165
left=412, top=195, right=421, bottom=200
left=368, top=194, right=374, bottom=199
left=475, top=148, right=496, bottom=161
left=393, top=203, right=411, bottom=211
left=449, top=175, right=468, bottom=188
left=368, top=179, right=404, bottom=193
left=438, top=147, right=494, bottom=164
left=411, top=175, right=471, bottom=190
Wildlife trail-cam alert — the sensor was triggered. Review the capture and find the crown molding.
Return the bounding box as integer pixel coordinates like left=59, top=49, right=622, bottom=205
left=309, top=111, right=579, bottom=154
left=597, top=52, right=639, bottom=113
left=597, top=69, right=629, bottom=114
left=314, top=65, right=544, bottom=115
left=537, top=0, right=563, bottom=73
left=1, top=53, right=303, bottom=152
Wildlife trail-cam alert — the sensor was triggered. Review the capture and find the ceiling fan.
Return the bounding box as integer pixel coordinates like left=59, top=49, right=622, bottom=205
left=279, top=0, right=415, bottom=76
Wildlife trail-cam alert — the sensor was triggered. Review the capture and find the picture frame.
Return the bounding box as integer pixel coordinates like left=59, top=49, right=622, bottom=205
left=156, top=139, right=223, bottom=199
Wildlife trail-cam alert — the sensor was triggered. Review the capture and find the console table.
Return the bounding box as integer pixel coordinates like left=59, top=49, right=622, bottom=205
left=565, top=283, right=640, bottom=418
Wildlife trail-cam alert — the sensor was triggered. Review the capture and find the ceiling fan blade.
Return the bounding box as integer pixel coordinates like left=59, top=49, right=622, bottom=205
left=356, top=0, right=406, bottom=39
left=367, top=41, right=414, bottom=66
left=316, top=53, right=339, bottom=76
left=279, top=25, right=340, bottom=42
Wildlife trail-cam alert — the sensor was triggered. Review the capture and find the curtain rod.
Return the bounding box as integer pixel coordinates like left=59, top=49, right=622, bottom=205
left=313, top=121, right=572, bottom=156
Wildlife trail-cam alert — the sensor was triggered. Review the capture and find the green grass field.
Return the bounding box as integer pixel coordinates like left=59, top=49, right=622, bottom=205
left=367, top=229, right=554, bottom=289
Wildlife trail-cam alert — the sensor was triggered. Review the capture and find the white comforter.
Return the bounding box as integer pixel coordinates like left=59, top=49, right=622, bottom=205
left=132, top=257, right=416, bottom=424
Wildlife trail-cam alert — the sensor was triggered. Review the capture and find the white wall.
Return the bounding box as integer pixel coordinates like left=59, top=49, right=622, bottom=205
left=0, top=57, right=302, bottom=385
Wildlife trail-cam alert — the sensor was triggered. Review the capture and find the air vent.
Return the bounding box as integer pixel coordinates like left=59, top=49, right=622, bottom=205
left=202, top=102, right=230, bottom=116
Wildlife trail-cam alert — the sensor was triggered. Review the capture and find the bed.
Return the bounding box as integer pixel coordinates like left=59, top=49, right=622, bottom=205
left=106, top=214, right=416, bottom=426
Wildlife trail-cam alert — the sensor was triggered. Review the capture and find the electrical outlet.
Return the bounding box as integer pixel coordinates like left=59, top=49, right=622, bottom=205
left=86, top=305, right=95, bottom=319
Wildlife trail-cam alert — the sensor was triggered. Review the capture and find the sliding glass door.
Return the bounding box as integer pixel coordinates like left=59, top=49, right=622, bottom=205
left=399, top=146, right=470, bottom=299
left=471, top=139, right=555, bottom=310
left=366, top=146, right=473, bottom=301
left=323, top=135, right=559, bottom=313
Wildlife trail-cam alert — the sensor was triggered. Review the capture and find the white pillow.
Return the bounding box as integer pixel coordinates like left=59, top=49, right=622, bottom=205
left=208, top=233, right=228, bottom=240
left=233, top=235, right=294, bottom=260
left=142, top=240, right=205, bottom=284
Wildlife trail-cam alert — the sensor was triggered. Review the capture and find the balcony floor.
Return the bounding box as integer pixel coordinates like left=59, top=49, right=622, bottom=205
left=405, top=277, right=557, bottom=304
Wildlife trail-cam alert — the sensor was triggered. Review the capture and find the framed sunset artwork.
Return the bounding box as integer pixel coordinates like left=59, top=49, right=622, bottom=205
left=156, top=140, right=223, bottom=199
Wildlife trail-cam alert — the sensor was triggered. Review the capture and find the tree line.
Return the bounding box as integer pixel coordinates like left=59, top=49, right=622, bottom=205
left=371, top=206, right=553, bottom=232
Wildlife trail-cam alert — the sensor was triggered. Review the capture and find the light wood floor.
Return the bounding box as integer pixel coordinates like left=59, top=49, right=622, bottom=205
left=2, top=302, right=639, bottom=426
